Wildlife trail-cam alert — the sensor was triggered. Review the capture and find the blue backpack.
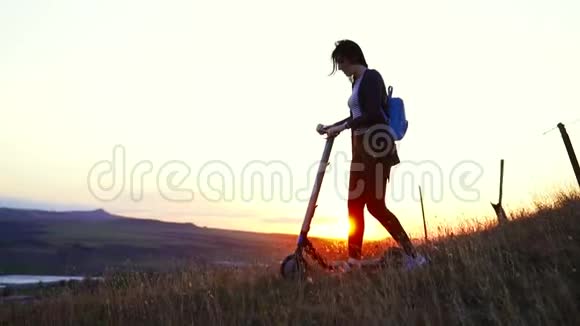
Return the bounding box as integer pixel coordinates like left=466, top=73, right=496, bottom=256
left=382, top=86, right=408, bottom=141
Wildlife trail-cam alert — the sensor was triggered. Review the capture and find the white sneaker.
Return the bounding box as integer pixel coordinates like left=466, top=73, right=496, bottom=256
left=347, top=257, right=363, bottom=268
left=332, top=257, right=363, bottom=273
left=403, top=253, right=428, bottom=271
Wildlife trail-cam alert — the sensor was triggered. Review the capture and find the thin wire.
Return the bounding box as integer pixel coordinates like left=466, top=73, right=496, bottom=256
left=542, top=125, right=559, bottom=135
left=488, top=118, right=577, bottom=160
left=542, top=117, right=580, bottom=136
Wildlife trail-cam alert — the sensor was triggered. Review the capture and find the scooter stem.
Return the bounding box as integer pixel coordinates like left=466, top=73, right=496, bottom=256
left=297, top=135, right=335, bottom=246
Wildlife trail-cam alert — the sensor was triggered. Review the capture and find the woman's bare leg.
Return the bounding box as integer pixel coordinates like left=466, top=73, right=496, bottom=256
left=366, top=162, right=417, bottom=257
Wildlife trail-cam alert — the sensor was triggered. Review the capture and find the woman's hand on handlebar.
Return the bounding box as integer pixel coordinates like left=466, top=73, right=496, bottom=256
left=316, top=124, right=329, bottom=135
left=326, top=123, right=347, bottom=137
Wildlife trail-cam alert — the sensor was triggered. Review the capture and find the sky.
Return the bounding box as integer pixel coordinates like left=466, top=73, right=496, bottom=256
left=1, top=0, right=579, bottom=240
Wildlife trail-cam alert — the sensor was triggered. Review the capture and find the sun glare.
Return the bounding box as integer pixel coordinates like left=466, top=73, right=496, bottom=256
left=305, top=215, right=348, bottom=240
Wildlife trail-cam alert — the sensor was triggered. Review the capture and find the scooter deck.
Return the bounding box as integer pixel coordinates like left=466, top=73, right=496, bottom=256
left=327, top=247, right=407, bottom=273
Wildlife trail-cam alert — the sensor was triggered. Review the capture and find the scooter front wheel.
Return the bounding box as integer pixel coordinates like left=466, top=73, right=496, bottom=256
left=280, top=253, right=307, bottom=279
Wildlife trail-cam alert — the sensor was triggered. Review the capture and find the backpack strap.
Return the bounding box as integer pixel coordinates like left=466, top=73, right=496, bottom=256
left=381, top=85, right=393, bottom=123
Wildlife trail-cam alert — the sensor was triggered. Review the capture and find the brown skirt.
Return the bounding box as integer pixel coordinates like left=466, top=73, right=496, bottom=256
left=351, top=128, right=400, bottom=179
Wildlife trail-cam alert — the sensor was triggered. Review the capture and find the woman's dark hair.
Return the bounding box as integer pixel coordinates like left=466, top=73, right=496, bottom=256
left=329, top=39, right=368, bottom=76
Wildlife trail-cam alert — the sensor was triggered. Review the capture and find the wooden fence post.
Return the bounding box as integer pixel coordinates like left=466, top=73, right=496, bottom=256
left=419, top=186, right=428, bottom=241
left=557, top=122, right=580, bottom=188
left=491, top=159, right=508, bottom=223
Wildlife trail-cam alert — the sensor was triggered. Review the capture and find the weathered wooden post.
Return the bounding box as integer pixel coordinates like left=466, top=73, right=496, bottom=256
left=557, top=122, right=580, bottom=188
left=419, top=186, right=427, bottom=241
left=491, top=159, right=508, bottom=223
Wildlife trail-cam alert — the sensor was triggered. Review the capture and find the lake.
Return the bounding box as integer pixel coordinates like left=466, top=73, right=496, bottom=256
left=0, top=275, right=103, bottom=288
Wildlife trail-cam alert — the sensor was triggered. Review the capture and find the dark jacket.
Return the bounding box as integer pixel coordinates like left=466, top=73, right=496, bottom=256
left=332, top=68, right=388, bottom=130
left=332, top=68, right=400, bottom=166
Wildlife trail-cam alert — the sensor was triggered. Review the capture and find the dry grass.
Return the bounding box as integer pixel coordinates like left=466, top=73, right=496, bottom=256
left=1, top=191, right=579, bottom=326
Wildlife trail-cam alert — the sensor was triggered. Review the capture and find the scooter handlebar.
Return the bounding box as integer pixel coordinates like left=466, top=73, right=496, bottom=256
left=316, top=123, right=329, bottom=135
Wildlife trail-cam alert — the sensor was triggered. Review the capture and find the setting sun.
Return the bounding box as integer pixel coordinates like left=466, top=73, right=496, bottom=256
left=302, top=212, right=392, bottom=241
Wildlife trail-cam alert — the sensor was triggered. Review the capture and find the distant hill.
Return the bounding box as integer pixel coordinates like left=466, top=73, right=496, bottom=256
left=0, top=206, right=298, bottom=274
left=0, top=207, right=124, bottom=221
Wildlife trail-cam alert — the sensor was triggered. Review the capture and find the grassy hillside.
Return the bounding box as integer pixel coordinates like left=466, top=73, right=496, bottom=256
left=1, top=191, right=579, bottom=325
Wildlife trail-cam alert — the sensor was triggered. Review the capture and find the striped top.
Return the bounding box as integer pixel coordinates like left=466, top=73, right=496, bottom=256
left=348, top=71, right=368, bottom=135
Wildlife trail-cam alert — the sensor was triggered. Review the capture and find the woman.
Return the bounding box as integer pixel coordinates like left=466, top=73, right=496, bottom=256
left=321, top=39, right=427, bottom=270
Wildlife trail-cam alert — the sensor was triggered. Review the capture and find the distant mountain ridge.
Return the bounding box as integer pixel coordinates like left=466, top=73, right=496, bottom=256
left=0, top=205, right=297, bottom=274
left=0, top=207, right=124, bottom=221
